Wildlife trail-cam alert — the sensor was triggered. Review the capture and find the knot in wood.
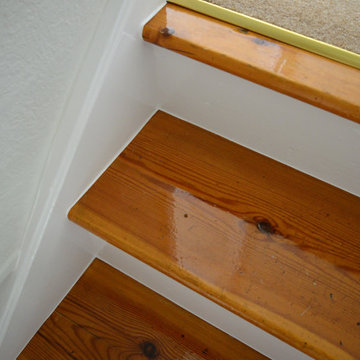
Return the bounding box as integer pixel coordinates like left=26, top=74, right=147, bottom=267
left=257, top=221, right=274, bottom=234
left=141, top=341, right=158, bottom=359
left=160, top=27, right=175, bottom=37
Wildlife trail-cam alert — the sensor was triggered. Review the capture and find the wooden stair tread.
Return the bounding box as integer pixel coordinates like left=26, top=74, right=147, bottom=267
left=143, top=4, right=360, bottom=124
left=69, top=111, right=360, bottom=360
left=18, top=258, right=264, bottom=360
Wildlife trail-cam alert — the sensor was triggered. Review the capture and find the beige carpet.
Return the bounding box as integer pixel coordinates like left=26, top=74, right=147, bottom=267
left=204, top=0, right=360, bottom=54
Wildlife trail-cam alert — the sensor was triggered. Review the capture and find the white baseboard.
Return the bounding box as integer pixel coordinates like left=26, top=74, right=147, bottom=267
left=0, top=251, right=19, bottom=289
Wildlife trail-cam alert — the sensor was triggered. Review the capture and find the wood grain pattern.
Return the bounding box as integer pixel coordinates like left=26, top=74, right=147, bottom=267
left=69, top=111, right=360, bottom=360
left=143, top=4, right=360, bottom=123
left=19, top=259, right=265, bottom=360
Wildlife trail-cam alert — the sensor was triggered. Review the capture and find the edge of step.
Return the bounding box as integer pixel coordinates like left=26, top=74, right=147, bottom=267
left=143, top=3, right=360, bottom=124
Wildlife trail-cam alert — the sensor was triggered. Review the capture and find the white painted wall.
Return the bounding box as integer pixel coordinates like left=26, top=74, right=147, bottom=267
left=0, top=0, right=107, bottom=311
left=0, top=1, right=165, bottom=358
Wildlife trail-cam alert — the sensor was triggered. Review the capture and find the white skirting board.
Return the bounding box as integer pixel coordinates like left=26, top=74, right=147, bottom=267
left=0, top=251, right=19, bottom=288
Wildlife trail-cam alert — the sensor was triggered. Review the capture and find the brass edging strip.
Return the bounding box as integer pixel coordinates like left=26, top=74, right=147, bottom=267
left=168, top=0, right=360, bottom=70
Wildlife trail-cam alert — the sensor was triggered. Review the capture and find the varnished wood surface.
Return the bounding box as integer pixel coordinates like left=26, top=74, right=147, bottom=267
left=18, top=259, right=264, bottom=360
left=143, top=4, right=360, bottom=123
left=69, top=111, right=360, bottom=360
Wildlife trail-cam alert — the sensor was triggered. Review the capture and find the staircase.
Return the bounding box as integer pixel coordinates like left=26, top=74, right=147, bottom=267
left=68, top=110, right=359, bottom=360
left=15, top=2, right=360, bottom=360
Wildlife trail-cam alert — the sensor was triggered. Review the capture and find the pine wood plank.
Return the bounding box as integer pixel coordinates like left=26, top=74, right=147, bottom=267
left=143, top=4, right=360, bottom=123
left=68, top=111, right=360, bottom=360
left=19, top=259, right=265, bottom=360
left=19, top=312, right=137, bottom=360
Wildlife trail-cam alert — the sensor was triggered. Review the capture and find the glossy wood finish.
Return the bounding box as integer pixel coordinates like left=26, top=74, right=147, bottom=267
left=69, top=111, right=360, bottom=360
left=18, top=259, right=264, bottom=360
left=143, top=4, right=360, bottom=123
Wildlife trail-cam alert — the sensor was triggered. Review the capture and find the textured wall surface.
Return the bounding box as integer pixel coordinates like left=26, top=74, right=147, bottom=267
left=0, top=0, right=108, bottom=277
